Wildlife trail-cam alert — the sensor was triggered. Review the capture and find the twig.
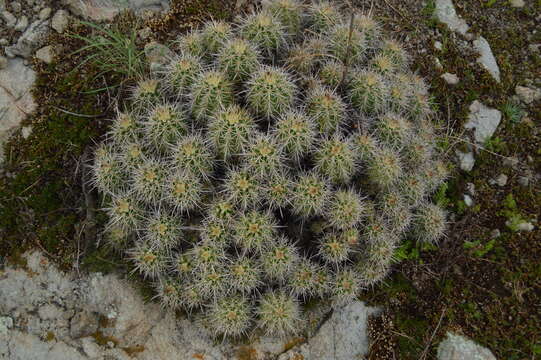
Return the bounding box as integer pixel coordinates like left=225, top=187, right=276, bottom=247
left=419, top=308, right=446, bottom=360
left=446, top=135, right=513, bottom=160
left=340, top=11, right=356, bottom=88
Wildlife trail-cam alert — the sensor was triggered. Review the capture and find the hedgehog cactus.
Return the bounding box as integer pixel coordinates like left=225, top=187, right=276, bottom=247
left=92, top=0, right=449, bottom=339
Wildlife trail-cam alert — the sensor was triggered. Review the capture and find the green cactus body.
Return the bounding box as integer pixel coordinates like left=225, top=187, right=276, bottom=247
left=131, top=78, right=161, bottom=105
left=144, top=104, right=187, bottom=151
left=240, top=11, right=286, bottom=56
left=366, top=146, right=403, bottom=189
left=201, top=20, right=233, bottom=55
left=261, top=236, right=299, bottom=280
left=375, top=112, right=412, bottom=148
left=327, top=189, right=365, bottom=230
left=264, top=0, right=304, bottom=36
left=354, top=14, right=381, bottom=46
left=217, top=38, right=260, bottom=81
left=274, top=110, right=315, bottom=161
left=171, top=134, right=214, bottom=179
left=319, top=232, right=352, bottom=264
left=92, top=144, right=127, bottom=195
left=257, top=290, right=302, bottom=336
left=191, top=70, right=234, bottom=122
left=332, top=268, right=361, bottom=305
left=229, top=256, right=262, bottom=293
left=349, top=70, right=388, bottom=115
left=155, top=277, right=182, bottom=309
left=306, top=86, right=346, bottom=135
left=245, top=134, right=284, bottom=178
left=308, top=1, right=341, bottom=32
left=165, top=54, right=203, bottom=96
left=164, top=169, right=202, bottom=213
left=318, top=60, right=344, bottom=89
left=246, top=66, right=296, bottom=119
left=208, top=105, right=257, bottom=159
left=207, top=296, right=252, bottom=337
left=285, top=36, right=327, bottom=76
left=412, top=203, right=447, bottom=244
left=233, top=210, right=277, bottom=253
left=328, top=23, right=366, bottom=64
left=144, top=211, right=183, bottom=250
left=129, top=241, right=168, bottom=279
left=292, top=172, right=331, bottom=218
left=223, top=167, right=262, bottom=209
left=314, top=135, right=357, bottom=184
left=177, top=31, right=206, bottom=58
left=264, top=172, right=293, bottom=210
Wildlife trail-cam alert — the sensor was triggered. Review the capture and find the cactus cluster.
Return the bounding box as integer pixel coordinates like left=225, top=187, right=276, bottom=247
left=92, top=0, right=448, bottom=338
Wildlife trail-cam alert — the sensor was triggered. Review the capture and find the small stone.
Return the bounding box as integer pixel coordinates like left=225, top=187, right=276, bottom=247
left=1, top=10, right=16, bottom=27
left=516, top=222, right=534, bottom=232
left=438, top=333, right=496, bottom=360
left=495, top=174, right=508, bottom=187
left=38, top=7, right=51, bottom=20
left=144, top=41, right=174, bottom=65
left=51, top=9, right=69, bottom=33
left=434, top=57, right=443, bottom=70
left=14, top=15, right=28, bottom=31
left=503, top=156, right=519, bottom=168
left=473, top=36, right=501, bottom=82
left=35, top=45, right=54, bottom=63
left=515, top=85, right=541, bottom=105
left=457, top=150, right=475, bottom=172
left=107, top=341, right=115, bottom=348
left=435, top=0, right=470, bottom=35
left=10, top=1, right=21, bottom=13
left=441, top=72, right=459, bottom=85
left=529, top=44, right=540, bottom=54
left=463, top=194, right=473, bottom=207
left=21, top=125, right=32, bottom=139
left=518, top=176, right=530, bottom=187
left=466, top=182, right=475, bottom=195
left=0, top=38, right=8, bottom=46
left=0, top=316, right=14, bottom=335
left=0, top=55, right=7, bottom=69
left=510, top=0, right=525, bottom=7
left=38, top=304, right=63, bottom=320
left=81, top=337, right=102, bottom=358
left=465, top=100, right=502, bottom=144
left=490, top=229, right=500, bottom=239
left=139, top=27, right=152, bottom=40
left=434, top=41, right=443, bottom=51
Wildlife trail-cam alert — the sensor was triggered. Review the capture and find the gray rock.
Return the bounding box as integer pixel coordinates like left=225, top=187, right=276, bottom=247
left=0, top=58, right=37, bottom=164
left=490, top=229, right=501, bottom=239
left=14, top=15, right=28, bottom=31
left=434, top=40, right=443, bottom=51
left=435, top=0, right=470, bottom=35
left=515, top=222, right=534, bottom=232
left=63, top=0, right=170, bottom=21
left=495, top=174, right=508, bottom=187
left=518, top=176, right=530, bottom=187
left=70, top=311, right=99, bottom=338
left=51, top=9, right=69, bottom=33
left=38, top=304, right=63, bottom=320
left=0, top=0, right=4, bottom=11
left=466, top=182, right=475, bottom=196
left=10, top=1, right=22, bottom=13
left=503, top=156, right=519, bottom=168
left=5, top=19, right=49, bottom=58
left=280, top=302, right=378, bottom=360
left=510, top=0, right=525, bottom=7
left=38, top=7, right=51, bottom=20
left=515, top=85, right=541, bottom=104
left=0, top=38, right=8, bottom=46
left=1, top=10, right=16, bottom=27
left=0, top=316, right=13, bottom=335
left=441, top=72, right=459, bottom=85
left=456, top=150, right=475, bottom=172
left=464, top=100, right=502, bottom=144
left=437, top=333, right=496, bottom=360
left=0, top=56, right=7, bottom=69
left=21, top=125, right=32, bottom=139
left=144, top=40, right=174, bottom=65
left=35, top=45, right=54, bottom=63
left=473, top=36, right=501, bottom=82
left=463, top=194, right=473, bottom=207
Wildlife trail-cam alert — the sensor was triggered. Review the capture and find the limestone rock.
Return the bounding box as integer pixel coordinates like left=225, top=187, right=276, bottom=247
left=51, top=9, right=69, bottom=33
left=464, top=101, right=502, bottom=144
left=515, top=85, right=541, bottom=104
left=38, top=7, right=51, bottom=20
left=456, top=150, right=475, bottom=172
left=5, top=19, right=49, bottom=58
left=14, top=15, right=28, bottom=32
left=35, top=45, right=55, bottom=64
left=441, top=72, right=459, bottom=85
left=438, top=333, right=496, bottom=360
left=473, top=36, right=501, bottom=82
left=510, top=0, right=525, bottom=7
left=1, top=10, right=16, bottom=28
left=62, top=0, right=170, bottom=21
left=0, top=58, right=37, bottom=164
left=435, top=0, right=469, bottom=35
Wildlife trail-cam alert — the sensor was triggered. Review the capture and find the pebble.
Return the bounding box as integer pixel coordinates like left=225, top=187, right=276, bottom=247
left=503, top=156, right=519, bottom=168
left=434, top=57, right=443, bottom=70
left=515, top=85, right=541, bottom=104
left=10, top=1, right=21, bottom=13
left=490, top=229, right=501, bottom=239
left=434, top=41, right=443, bottom=51
left=464, top=194, right=473, bottom=207
left=517, top=176, right=530, bottom=187
left=1, top=10, right=16, bottom=28
left=35, top=45, right=54, bottom=64
left=38, top=7, right=51, bottom=20
left=51, top=9, right=69, bottom=34
left=14, top=15, right=28, bottom=32
left=496, top=174, right=508, bottom=187
left=0, top=38, right=8, bottom=46
left=441, top=72, right=459, bottom=85
left=516, top=222, right=534, bottom=232
left=466, top=182, right=475, bottom=196
left=0, top=55, right=7, bottom=69
left=510, top=0, right=525, bottom=7
left=457, top=150, right=475, bottom=172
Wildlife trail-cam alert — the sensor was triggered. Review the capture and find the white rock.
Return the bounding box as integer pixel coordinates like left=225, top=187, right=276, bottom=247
left=14, top=15, right=28, bottom=31
left=21, top=125, right=32, bottom=138
left=510, top=0, right=525, bottom=7
left=0, top=56, right=7, bottom=69
left=5, top=19, right=49, bottom=58
left=435, top=0, right=470, bottom=35
left=495, top=173, right=508, bottom=187
left=464, top=100, right=502, bottom=144
left=515, top=85, right=541, bottom=104
left=434, top=41, right=443, bottom=50
left=473, top=36, right=501, bottom=82
left=518, top=176, right=530, bottom=187
left=463, top=194, right=473, bottom=207
left=456, top=150, right=475, bottom=172
left=35, top=45, right=55, bottom=64
left=51, top=10, right=69, bottom=33
left=438, top=332, right=496, bottom=360
left=1, top=10, right=16, bottom=27
left=38, top=7, right=51, bottom=20
left=490, top=229, right=501, bottom=239
left=80, top=337, right=101, bottom=358
left=441, top=72, right=459, bottom=85
left=434, top=57, right=443, bottom=70
left=10, top=1, right=21, bottom=13
left=38, top=304, right=63, bottom=320
left=0, top=316, right=13, bottom=335
left=517, top=222, right=534, bottom=232
left=466, top=182, right=475, bottom=195
left=0, top=58, right=37, bottom=164
left=64, top=0, right=170, bottom=21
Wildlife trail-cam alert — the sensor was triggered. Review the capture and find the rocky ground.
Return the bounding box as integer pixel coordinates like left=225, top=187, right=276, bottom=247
left=0, top=0, right=539, bottom=359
